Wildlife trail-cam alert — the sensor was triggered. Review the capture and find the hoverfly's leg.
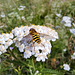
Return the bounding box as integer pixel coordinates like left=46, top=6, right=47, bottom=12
left=31, top=38, right=35, bottom=47
left=31, top=39, right=35, bottom=47
left=41, top=43, right=45, bottom=48
left=31, top=40, right=35, bottom=51
left=34, top=43, right=35, bottom=51
left=32, top=42, right=35, bottom=46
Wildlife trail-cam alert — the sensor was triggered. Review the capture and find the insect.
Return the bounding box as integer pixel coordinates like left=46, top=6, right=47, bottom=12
left=20, top=28, right=55, bottom=46
left=29, top=28, right=41, bottom=44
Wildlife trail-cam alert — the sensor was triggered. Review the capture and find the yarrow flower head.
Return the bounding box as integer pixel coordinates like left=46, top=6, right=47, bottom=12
left=0, top=32, right=13, bottom=55
left=71, top=52, right=75, bottom=59
left=63, top=48, right=67, bottom=52
left=0, top=45, right=6, bottom=55
left=12, top=25, right=59, bottom=62
left=61, top=16, right=71, bottom=27
left=9, top=47, right=14, bottom=51
left=18, top=5, right=26, bottom=11
left=73, top=23, right=75, bottom=27
left=34, top=70, right=39, bottom=75
left=8, top=12, right=20, bottom=20
left=56, top=13, right=61, bottom=17
left=0, top=12, right=5, bottom=18
left=70, top=29, right=75, bottom=35
left=63, top=64, right=70, bottom=71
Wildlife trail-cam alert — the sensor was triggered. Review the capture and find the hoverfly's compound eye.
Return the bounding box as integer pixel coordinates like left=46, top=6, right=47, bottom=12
left=29, top=28, right=37, bottom=33
left=29, top=28, right=35, bottom=31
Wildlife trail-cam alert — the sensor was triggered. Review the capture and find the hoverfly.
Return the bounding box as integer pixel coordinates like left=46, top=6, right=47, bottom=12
left=20, top=28, right=55, bottom=47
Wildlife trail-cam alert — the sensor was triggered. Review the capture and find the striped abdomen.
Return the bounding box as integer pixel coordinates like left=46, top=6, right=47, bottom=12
left=32, top=33, right=41, bottom=44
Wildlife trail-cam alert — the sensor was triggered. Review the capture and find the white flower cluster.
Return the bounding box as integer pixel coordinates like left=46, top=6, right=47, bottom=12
left=56, top=13, right=61, bottom=17
left=70, top=29, right=75, bottom=35
left=73, top=23, right=75, bottom=27
left=12, top=25, right=58, bottom=62
left=63, top=64, right=70, bottom=71
left=18, top=5, right=26, bottom=11
left=61, top=16, right=71, bottom=27
left=71, top=52, right=75, bottom=59
left=8, top=12, right=20, bottom=20
left=0, top=33, right=13, bottom=55
left=0, top=12, right=5, bottom=18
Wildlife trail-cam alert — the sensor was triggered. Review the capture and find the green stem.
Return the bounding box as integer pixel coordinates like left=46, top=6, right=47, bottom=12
left=43, top=62, right=45, bottom=69
left=32, top=59, right=35, bottom=71
left=8, top=50, right=33, bottom=68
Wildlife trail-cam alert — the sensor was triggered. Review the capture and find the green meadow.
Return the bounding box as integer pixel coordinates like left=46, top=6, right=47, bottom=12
left=0, top=0, right=75, bottom=75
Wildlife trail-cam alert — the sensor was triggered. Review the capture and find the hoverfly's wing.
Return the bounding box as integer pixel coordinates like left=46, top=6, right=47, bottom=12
left=39, top=33, right=56, bottom=41
left=20, top=34, right=33, bottom=45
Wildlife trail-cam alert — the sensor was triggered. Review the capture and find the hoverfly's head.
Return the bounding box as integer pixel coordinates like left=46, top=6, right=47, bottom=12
left=29, top=28, right=37, bottom=34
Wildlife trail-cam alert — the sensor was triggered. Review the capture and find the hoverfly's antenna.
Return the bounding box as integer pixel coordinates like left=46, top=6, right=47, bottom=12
left=41, top=43, right=45, bottom=48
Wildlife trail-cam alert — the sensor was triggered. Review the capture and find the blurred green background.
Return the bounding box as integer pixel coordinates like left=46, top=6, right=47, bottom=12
left=0, top=0, right=75, bottom=75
